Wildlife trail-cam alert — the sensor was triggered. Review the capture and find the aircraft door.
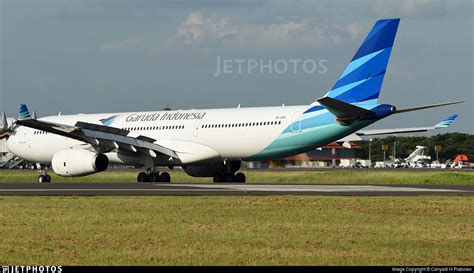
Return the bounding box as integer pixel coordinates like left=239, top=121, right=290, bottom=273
left=290, top=112, right=302, bottom=133
left=193, top=120, right=201, bottom=137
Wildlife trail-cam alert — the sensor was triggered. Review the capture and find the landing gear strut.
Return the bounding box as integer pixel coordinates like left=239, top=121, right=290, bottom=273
left=137, top=171, right=171, bottom=183
left=213, top=172, right=246, bottom=183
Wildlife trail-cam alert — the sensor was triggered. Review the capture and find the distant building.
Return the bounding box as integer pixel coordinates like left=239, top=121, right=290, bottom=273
left=246, top=142, right=366, bottom=169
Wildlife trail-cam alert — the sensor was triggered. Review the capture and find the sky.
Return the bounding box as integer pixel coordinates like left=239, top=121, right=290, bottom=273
left=0, top=0, right=472, bottom=134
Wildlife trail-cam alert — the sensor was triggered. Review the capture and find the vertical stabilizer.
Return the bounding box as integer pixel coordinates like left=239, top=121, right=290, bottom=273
left=18, top=104, right=31, bottom=120
left=323, top=18, right=400, bottom=104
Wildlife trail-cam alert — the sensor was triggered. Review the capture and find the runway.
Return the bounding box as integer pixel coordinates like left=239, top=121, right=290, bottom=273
left=0, top=183, right=472, bottom=196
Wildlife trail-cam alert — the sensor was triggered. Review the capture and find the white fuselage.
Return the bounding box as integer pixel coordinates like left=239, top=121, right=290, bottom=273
left=7, top=105, right=308, bottom=166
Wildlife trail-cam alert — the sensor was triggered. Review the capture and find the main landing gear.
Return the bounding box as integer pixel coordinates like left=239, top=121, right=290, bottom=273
left=213, top=172, right=246, bottom=183
left=137, top=171, right=171, bottom=183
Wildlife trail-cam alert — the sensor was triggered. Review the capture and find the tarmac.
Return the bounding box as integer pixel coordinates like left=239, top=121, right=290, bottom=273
left=0, top=183, right=472, bottom=196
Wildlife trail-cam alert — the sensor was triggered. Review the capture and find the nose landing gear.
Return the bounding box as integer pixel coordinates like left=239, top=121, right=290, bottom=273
left=37, top=164, right=51, bottom=183
left=38, top=174, right=51, bottom=183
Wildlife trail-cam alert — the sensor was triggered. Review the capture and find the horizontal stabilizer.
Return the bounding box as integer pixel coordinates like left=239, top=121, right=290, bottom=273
left=317, top=96, right=372, bottom=120
left=394, top=101, right=463, bottom=114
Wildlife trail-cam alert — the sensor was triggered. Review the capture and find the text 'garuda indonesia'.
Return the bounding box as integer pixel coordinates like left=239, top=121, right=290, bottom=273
left=125, top=111, right=207, bottom=122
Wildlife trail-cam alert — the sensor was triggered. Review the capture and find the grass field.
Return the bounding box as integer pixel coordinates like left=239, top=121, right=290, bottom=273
left=1, top=169, right=474, bottom=184
left=0, top=196, right=472, bottom=265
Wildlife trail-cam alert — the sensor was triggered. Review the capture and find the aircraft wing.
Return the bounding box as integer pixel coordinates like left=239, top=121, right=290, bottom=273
left=339, top=114, right=458, bottom=141
left=15, top=119, right=179, bottom=159
left=356, top=126, right=438, bottom=136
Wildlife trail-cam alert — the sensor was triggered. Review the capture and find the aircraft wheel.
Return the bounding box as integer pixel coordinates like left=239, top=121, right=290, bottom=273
left=160, top=172, right=171, bottom=183
left=38, top=175, right=46, bottom=183
left=214, top=174, right=233, bottom=183
left=148, top=172, right=159, bottom=183
left=137, top=172, right=149, bottom=183
left=235, top=173, right=246, bottom=183
left=38, top=175, right=51, bottom=183
left=225, top=174, right=234, bottom=183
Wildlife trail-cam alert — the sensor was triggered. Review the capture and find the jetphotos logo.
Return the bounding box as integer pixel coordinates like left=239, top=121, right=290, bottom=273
left=99, top=115, right=119, bottom=126
left=1, top=266, right=62, bottom=273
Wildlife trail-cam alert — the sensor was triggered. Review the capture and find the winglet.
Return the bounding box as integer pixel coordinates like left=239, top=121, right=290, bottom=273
left=434, top=114, right=458, bottom=128
left=18, top=104, right=32, bottom=120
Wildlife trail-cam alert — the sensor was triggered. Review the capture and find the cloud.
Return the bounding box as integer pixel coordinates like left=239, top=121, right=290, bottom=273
left=176, top=12, right=236, bottom=44
left=99, top=38, right=143, bottom=53
left=371, top=0, right=446, bottom=18
left=171, top=11, right=362, bottom=53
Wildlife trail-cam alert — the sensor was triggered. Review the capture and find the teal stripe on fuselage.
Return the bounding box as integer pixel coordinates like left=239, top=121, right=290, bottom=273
left=246, top=109, right=377, bottom=161
left=284, top=104, right=377, bottom=133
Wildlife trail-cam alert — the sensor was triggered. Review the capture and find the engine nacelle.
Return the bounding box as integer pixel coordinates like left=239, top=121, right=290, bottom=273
left=52, top=149, right=109, bottom=177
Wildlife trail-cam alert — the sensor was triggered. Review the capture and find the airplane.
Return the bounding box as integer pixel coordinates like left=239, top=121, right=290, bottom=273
left=339, top=114, right=459, bottom=142
left=5, top=18, right=462, bottom=183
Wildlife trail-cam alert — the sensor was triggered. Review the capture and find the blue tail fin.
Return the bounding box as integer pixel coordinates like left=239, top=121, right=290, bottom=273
left=325, top=18, right=400, bottom=104
left=18, top=104, right=31, bottom=119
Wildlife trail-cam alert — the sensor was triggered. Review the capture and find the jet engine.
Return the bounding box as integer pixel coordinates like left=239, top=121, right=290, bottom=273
left=51, top=149, right=109, bottom=177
